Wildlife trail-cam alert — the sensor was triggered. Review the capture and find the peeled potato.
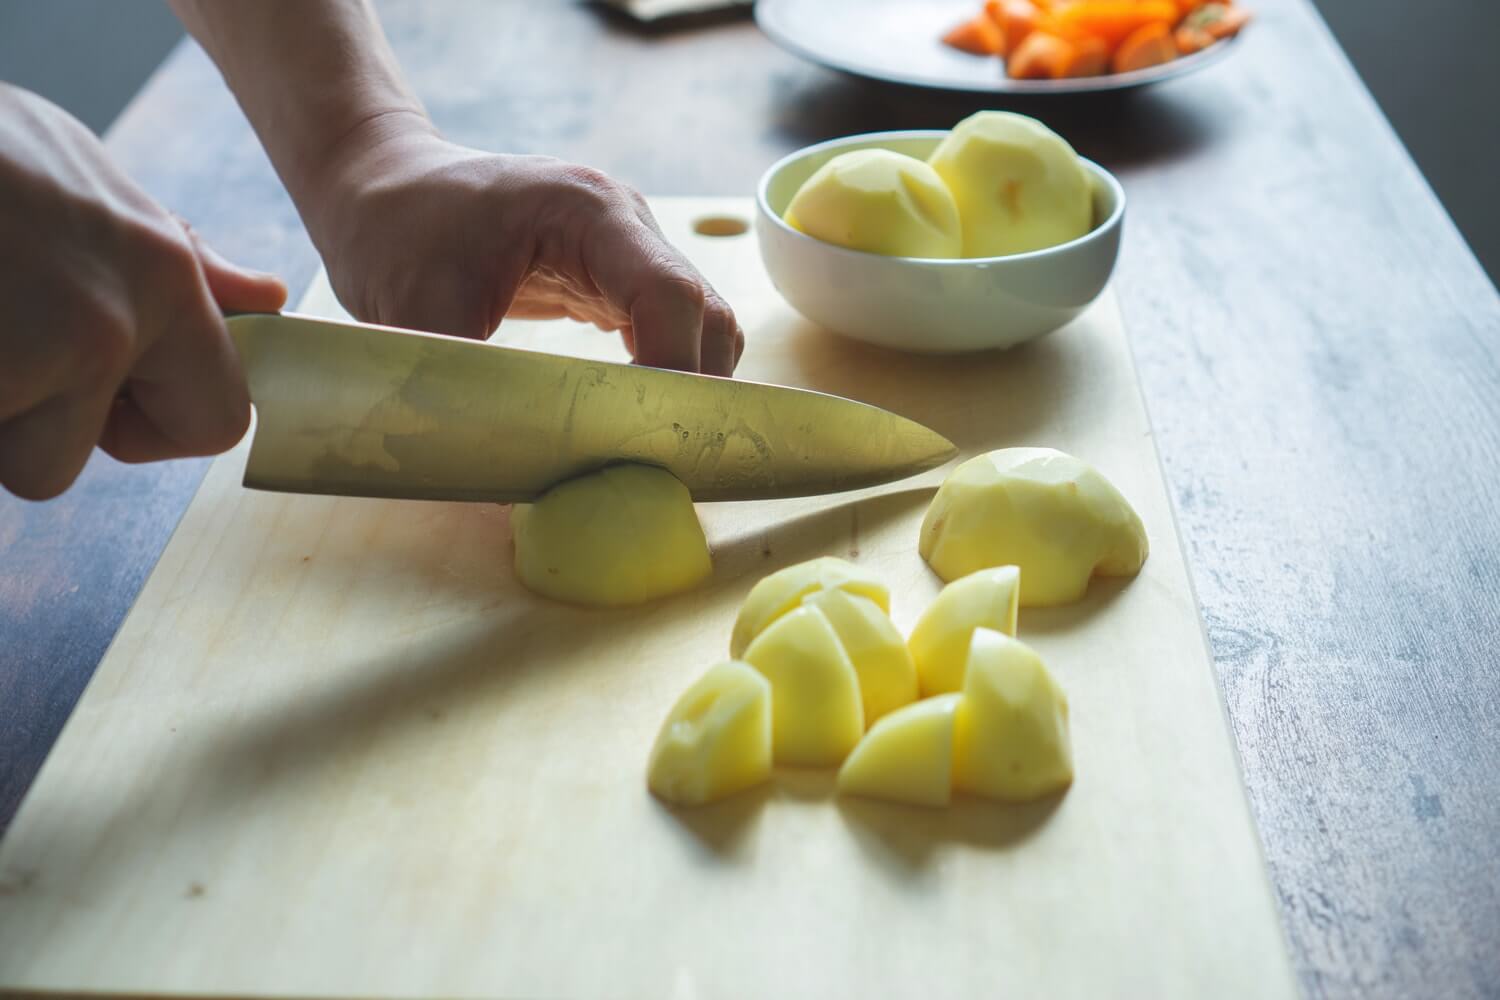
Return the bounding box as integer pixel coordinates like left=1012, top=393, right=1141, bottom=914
left=802, top=588, right=919, bottom=726
left=907, top=566, right=1021, bottom=696
left=730, top=556, right=888, bottom=658
left=837, top=693, right=961, bottom=807
left=927, top=110, right=1092, bottom=257
left=647, top=662, right=772, bottom=806
left=742, top=605, right=865, bottom=766
left=920, top=447, right=1147, bottom=606
left=785, top=148, right=964, bottom=259
left=512, top=464, right=711, bottom=608
left=953, top=628, right=1073, bottom=802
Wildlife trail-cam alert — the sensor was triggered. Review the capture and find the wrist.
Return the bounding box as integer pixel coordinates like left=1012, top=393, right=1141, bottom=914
left=296, top=104, right=439, bottom=251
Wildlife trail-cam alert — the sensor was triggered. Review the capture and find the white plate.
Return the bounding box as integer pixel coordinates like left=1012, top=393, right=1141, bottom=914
left=756, top=0, right=1242, bottom=94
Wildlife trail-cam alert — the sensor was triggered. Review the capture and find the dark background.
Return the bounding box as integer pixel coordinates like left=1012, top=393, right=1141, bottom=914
left=0, top=0, right=1496, bottom=289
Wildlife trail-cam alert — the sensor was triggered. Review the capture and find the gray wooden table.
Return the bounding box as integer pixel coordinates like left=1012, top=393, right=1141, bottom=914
left=2, top=2, right=1496, bottom=997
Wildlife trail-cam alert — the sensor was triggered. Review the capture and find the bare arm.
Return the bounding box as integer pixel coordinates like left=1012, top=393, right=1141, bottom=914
left=166, top=1, right=427, bottom=236
left=168, top=0, right=743, bottom=375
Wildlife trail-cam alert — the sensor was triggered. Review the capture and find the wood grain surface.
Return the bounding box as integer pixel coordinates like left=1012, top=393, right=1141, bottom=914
left=0, top=204, right=1295, bottom=998
left=0, top=2, right=1496, bottom=998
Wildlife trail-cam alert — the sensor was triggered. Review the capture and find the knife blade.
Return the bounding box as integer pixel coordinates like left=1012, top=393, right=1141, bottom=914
left=227, top=313, right=956, bottom=503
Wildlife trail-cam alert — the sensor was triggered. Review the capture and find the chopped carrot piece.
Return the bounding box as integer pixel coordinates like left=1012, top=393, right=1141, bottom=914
left=1111, top=21, right=1178, bottom=73
left=1205, top=5, right=1252, bottom=37
left=987, top=0, right=1045, bottom=51
left=1063, top=36, right=1111, bottom=76
left=1049, top=0, right=1179, bottom=50
left=1182, top=2, right=1252, bottom=39
left=1171, top=0, right=1214, bottom=15
left=944, top=14, right=1007, bottom=56
left=1174, top=23, right=1215, bottom=54
left=1007, top=31, right=1078, bottom=79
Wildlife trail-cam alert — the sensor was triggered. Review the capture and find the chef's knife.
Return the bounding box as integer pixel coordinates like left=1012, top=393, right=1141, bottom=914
left=227, top=313, right=956, bottom=503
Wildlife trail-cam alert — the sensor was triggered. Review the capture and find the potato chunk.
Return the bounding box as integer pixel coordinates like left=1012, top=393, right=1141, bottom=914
left=742, top=605, right=865, bottom=766
left=801, top=588, right=918, bottom=726
left=512, top=464, right=711, bottom=607
left=730, top=556, right=888, bottom=658
left=837, top=694, right=961, bottom=807
left=953, top=629, right=1073, bottom=802
left=907, top=566, right=1021, bottom=696
left=785, top=148, right=963, bottom=259
left=927, top=110, right=1092, bottom=257
left=647, top=662, right=772, bottom=806
left=919, top=447, right=1147, bottom=606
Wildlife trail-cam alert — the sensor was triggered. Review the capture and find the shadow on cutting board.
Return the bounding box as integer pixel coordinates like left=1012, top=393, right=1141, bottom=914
left=838, top=794, right=1063, bottom=875
left=710, top=486, right=936, bottom=576
left=1019, top=575, right=1133, bottom=636
left=662, top=767, right=1062, bottom=874
left=5, top=485, right=954, bottom=905
left=782, top=313, right=1092, bottom=456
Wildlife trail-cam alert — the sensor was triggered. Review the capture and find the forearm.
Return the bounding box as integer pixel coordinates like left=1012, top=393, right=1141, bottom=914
left=168, top=0, right=433, bottom=237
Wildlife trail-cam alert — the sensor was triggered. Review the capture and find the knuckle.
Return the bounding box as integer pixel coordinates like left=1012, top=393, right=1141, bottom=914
left=557, top=164, right=631, bottom=216
left=131, top=220, right=199, bottom=282
left=702, top=291, right=735, bottom=327
left=653, top=267, right=707, bottom=312
left=561, top=163, right=615, bottom=195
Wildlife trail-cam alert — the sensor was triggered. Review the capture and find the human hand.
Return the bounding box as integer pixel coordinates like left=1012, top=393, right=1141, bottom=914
left=0, top=85, right=286, bottom=500
left=308, top=125, right=744, bottom=376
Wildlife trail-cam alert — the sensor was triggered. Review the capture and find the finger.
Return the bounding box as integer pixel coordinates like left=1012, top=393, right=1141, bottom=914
left=700, top=293, right=742, bottom=378
left=0, top=390, right=110, bottom=500
left=125, top=318, right=251, bottom=459
left=124, top=251, right=252, bottom=458
left=583, top=220, right=705, bottom=372
left=0, top=282, right=129, bottom=424
left=97, top=391, right=187, bottom=464
left=180, top=221, right=288, bottom=314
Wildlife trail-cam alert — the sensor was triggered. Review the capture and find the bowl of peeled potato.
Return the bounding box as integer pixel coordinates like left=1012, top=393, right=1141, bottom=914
left=755, top=112, right=1124, bottom=354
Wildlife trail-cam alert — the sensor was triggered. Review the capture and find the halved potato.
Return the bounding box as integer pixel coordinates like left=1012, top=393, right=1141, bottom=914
left=785, top=148, right=964, bottom=259
left=927, top=110, right=1092, bottom=257
left=512, top=464, right=711, bottom=608
left=920, top=447, right=1147, bottom=606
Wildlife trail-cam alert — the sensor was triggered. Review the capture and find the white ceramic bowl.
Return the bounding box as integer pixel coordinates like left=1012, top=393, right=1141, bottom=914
left=755, top=130, right=1124, bottom=354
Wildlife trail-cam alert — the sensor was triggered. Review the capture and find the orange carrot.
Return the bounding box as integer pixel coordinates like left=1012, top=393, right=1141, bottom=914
left=1171, top=0, right=1215, bottom=15
left=1007, top=31, right=1078, bottom=79
left=1174, top=23, right=1215, bottom=54
left=943, top=14, right=1007, bottom=56
left=987, top=0, right=1045, bottom=51
left=1111, top=21, right=1178, bottom=73
left=1049, top=0, right=1179, bottom=50
left=1063, top=36, right=1111, bottom=76
left=1181, top=3, right=1251, bottom=39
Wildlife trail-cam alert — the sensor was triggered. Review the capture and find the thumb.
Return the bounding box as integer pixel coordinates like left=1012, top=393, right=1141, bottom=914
left=178, top=218, right=288, bottom=313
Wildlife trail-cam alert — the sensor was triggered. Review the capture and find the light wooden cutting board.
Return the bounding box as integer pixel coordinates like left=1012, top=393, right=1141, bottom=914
left=0, top=198, right=1296, bottom=999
